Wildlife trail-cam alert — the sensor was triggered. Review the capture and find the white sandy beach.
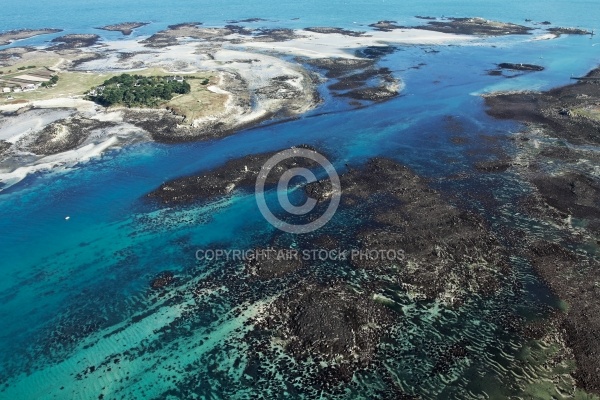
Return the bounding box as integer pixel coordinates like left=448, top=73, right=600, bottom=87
left=240, top=28, right=473, bottom=58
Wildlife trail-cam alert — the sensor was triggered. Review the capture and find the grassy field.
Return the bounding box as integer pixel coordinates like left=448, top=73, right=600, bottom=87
left=167, top=76, right=228, bottom=122
left=0, top=56, right=63, bottom=75
left=2, top=71, right=119, bottom=103
left=1, top=66, right=226, bottom=121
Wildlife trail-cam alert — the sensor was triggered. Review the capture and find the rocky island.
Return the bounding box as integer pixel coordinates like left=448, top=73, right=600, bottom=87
left=0, top=28, right=63, bottom=46
left=96, top=22, right=149, bottom=36
left=49, top=34, right=101, bottom=50
left=370, top=17, right=533, bottom=35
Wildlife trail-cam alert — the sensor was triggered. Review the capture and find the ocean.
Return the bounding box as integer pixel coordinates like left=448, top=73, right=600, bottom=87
left=1, top=1, right=600, bottom=398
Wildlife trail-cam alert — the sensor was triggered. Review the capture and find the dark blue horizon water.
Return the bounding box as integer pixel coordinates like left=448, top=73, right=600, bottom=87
left=1, top=1, right=600, bottom=398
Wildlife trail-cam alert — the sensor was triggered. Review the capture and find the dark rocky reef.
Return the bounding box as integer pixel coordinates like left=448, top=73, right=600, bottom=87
left=266, top=282, right=395, bottom=364
left=339, top=87, right=398, bottom=102
left=140, top=23, right=237, bottom=48
left=223, top=24, right=254, bottom=36
left=327, top=68, right=393, bottom=90
left=531, top=172, right=600, bottom=221
left=70, top=53, right=105, bottom=69
left=474, top=160, right=512, bottom=172
left=167, top=22, right=203, bottom=30
left=121, top=110, right=184, bottom=141
left=150, top=271, right=175, bottom=290
left=135, top=148, right=568, bottom=396
left=355, top=46, right=397, bottom=59
left=49, top=34, right=101, bottom=50
left=252, top=28, right=298, bottom=42
left=0, top=28, right=62, bottom=46
left=0, top=47, right=32, bottom=64
left=486, top=65, right=600, bottom=395
left=497, top=63, right=544, bottom=72
left=488, top=63, right=545, bottom=78
left=245, top=248, right=304, bottom=279
left=548, top=27, right=593, bottom=36
left=226, top=18, right=268, bottom=24
left=304, top=27, right=365, bottom=37
left=368, top=20, right=404, bottom=32
left=485, top=67, right=600, bottom=145
left=417, top=17, right=533, bottom=36
left=28, top=117, right=117, bottom=155
left=371, top=17, right=533, bottom=35
left=310, top=158, right=511, bottom=305
left=303, top=55, right=400, bottom=104
left=146, top=146, right=319, bottom=206
left=96, top=22, right=149, bottom=36
left=302, top=57, right=375, bottom=79
left=525, top=242, right=600, bottom=393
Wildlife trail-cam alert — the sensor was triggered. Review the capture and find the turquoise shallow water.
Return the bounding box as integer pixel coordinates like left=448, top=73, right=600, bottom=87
left=1, top=1, right=600, bottom=398
left=0, top=0, right=599, bottom=48
left=0, top=0, right=599, bottom=32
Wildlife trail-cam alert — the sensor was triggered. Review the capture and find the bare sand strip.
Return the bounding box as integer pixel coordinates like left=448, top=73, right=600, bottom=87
left=240, top=29, right=473, bottom=59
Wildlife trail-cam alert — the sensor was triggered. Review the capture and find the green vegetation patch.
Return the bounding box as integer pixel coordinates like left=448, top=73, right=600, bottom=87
left=41, top=75, right=59, bottom=88
left=88, top=74, right=191, bottom=107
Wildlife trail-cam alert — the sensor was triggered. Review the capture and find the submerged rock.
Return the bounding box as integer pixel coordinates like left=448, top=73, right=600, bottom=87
left=486, top=63, right=600, bottom=396
left=150, top=271, right=175, bottom=290
left=525, top=242, right=600, bottom=394
left=278, top=284, right=393, bottom=361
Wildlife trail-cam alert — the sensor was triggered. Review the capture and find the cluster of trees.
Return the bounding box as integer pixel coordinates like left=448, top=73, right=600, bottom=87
left=41, top=75, right=59, bottom=88
left=89, top=74, right=191, bottom=107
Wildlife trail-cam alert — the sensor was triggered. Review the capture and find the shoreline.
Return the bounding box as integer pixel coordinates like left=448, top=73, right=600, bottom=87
left=0, top=16, right=593, bottom=192
left=0, top=28, right=63, bottom=46
left=0, top=21, right=479, bottom=190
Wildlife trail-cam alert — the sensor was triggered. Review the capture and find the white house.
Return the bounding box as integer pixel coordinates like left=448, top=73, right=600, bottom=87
left=2, top=87, right=11, bottom=93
